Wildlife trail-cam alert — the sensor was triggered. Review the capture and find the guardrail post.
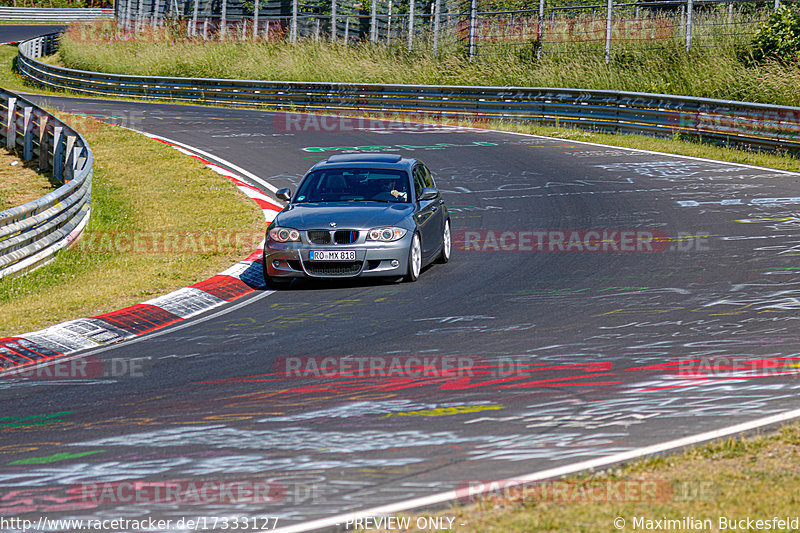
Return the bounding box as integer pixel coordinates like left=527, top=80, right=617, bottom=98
left=6, top=97, right=16, bottom=152
left=65, top=134, right=76, bottom=181
left=38, top=114, right=49, bottom=171
left=685, top=0, right=693, bottom=51
left=605, top=0, right=612, bottom=64
left=53, top=126, right=63, bottom=182
left=22, top=106, right=33, bottom=161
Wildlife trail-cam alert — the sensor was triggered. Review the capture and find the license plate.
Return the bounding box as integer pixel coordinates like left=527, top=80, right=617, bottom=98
left=309, top=250, right=356, bottom=261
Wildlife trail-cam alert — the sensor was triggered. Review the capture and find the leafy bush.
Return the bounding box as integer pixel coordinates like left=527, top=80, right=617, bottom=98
left=749, top=6, right=800, bottom=63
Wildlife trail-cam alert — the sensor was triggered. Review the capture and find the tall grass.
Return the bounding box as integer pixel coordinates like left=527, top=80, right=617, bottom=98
left=56, top=11, right=800, bottom=106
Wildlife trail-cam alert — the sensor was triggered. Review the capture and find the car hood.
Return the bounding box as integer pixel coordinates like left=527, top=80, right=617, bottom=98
left=275, top=202, right=414, bottom=230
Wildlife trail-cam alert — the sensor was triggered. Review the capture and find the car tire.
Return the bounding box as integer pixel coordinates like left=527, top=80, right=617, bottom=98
left=436, top=219, right=451, bottom=264
left=405, top=233, right=422, bottom=282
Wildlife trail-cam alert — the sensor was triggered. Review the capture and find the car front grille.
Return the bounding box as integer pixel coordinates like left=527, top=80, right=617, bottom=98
left=307, top=230, right=331, bottom=244
left=306, top=229, right=360, bottom=244
left=304, top=261, right=363, bottom=276
left=334, top=230, right=359, bottom=244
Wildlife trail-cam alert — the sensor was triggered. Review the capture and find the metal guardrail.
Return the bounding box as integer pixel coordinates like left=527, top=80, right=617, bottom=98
left=0, top=85, right=93, bottom=279
left=0, top=7, right=113, bottom=23
left=17, top=32, right=800, bottom=155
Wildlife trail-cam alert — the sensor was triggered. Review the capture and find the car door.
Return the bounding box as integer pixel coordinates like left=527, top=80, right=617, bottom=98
left=412, top=164, right=440, bottom=259
left=420, top=163, right=445, bottom=252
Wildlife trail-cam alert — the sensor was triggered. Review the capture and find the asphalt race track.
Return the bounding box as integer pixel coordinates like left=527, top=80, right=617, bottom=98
left=4, top=28, right=800, bottom=530
left=0, top=25, right=64, bottom=45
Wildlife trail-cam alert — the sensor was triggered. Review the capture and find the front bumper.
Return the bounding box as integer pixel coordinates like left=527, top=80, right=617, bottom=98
left=263, top=235, right=411, bottom=279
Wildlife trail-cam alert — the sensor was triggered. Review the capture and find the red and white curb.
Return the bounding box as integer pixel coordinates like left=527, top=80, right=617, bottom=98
left=0, top=133, right=282, bottom=373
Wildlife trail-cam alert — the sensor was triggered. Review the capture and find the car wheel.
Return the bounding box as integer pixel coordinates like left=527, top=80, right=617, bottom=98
left=262, top=258, right=290, bottom=289
left=436, top=219, right=451, bottom=264
left=405, top=233, right=422, bottom=282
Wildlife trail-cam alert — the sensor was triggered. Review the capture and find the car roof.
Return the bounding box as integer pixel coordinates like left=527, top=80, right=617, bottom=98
left=310, top=153, right=416, bottom=172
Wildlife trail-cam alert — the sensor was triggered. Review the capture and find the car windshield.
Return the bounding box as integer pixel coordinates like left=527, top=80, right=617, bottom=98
left=294, top=168, right=411, bottom=204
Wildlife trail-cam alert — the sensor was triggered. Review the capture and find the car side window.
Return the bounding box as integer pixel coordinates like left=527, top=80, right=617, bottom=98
left=421, top=164, right=435, bottom=188
left=412, top=166, right=426, bottom=199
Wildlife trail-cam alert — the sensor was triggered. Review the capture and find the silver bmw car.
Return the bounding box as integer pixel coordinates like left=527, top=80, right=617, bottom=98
left=262, top=153, right=451, bottom=287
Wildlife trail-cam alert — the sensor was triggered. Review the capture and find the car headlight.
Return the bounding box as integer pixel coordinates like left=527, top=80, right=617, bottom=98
left=268, top=227, right=301, bottom=243
left=367, top=227, right=407, bottom=242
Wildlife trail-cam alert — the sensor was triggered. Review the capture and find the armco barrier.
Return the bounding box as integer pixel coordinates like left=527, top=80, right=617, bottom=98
left=0, top=88, right=93, bottom=279
left=0, top=8, right=112, bottom=23
left=16, top=32, right=800, bottom=153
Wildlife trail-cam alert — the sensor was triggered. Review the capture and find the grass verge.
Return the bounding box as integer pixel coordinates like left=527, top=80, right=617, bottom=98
left=0, top=148, right=55, bottom=211
left=0, top=115, right=264, bottom=338
left=383, top=422, right=800, bottom=532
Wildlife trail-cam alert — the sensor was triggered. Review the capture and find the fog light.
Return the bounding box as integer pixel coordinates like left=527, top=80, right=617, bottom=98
left=272, top=260, right=280, bottom=268
left=391, top=260, right=399, bottom=268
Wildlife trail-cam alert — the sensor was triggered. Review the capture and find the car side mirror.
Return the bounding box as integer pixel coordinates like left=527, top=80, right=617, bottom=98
left=418, top=187, right=439, bottom=201
left=276, top=188, right=292, bottom=202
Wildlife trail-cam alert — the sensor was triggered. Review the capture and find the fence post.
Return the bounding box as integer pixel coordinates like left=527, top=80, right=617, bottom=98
left=23, top=106, right=33, bottom=161
left=203, top=18, right=208, bottom=39
left=433, top=0, right=441, bottom=56
left=292, top=0, right=298, bottom=43
left=468, top=0, right=477, bottom=61
left=192, top=0, right=199, bottom=36
left=537, top=0, right=544, bottom=59
left=315, top=18, right=320, bottom=40
left=253, top=0, right=259, bottom=39
left=265, top=20, right=270, bottom=42
left=605, top=0, right=612, bottom=64
left=774, top=0, right=780, bottom=12
left=331, top=0, right=336, bottom=39
left=370, top=0, right=377, bottom=43
left=152, top=0, right=159, bottom=30
left=408, top=0, right=415, bottom=51
left=685, top=0, right=693, bottom=51
left=53, top=126, right=63, bottom=182
left=124, top=0, right=132, bottom=30
left=345, top=16, right=350, bottom=44
left=387, top=0, right=392, bottom=45
left=136, top=0, right=144, bottom=32
left=6, top=97, right=16, bottom=152
left=221, top=0, right=228, bottom=39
